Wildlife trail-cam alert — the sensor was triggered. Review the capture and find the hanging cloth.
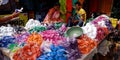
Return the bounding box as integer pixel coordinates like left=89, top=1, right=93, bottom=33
left=72, top=0, right=78, bottom=16
left=66, top=0, right=72, bottom=23
left=59, top=0, right=66, bottom=22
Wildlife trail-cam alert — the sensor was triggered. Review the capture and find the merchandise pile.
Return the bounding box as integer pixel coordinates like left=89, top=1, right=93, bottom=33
left=0, top=15, right=113, bottom=60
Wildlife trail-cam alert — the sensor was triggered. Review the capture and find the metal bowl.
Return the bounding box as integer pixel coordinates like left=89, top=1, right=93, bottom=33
left=66, top=27, right=83, bottom=38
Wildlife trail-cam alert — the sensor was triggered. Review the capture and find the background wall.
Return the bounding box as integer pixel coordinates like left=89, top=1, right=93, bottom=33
left=83, top=0, right=113, bottom=18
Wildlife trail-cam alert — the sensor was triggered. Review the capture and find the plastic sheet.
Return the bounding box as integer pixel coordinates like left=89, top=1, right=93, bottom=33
left=8, top=43, right=18, bottom=52
left=91, top=15, right=109, bottom=25
left=0, top=26, right=15, bottom=36
left=25, top=19, right=41, bottom=30
left=98, top=40, right=109, bottom=56
left=46, top=23, right=64, bottom=30
left=40, top=30, right=66, bottom=45
left=15, top=32, right=29, bottom=45
left=61, top=37, right=82, bottom=60
left=95, top=27, right=106, bottom=41
left=37, top=44, right=67, bottom=60
left=0, top=36, right=16, bottom=48
left=81, top=23, right=97, bottom=39
left=13, top=26, right=26, bottom=34
left=40, top=40, right=52, bottom=53
left=58, top=24, right=67, bottom=32
left=13, top=43, right=41, bottom=60
left=105, top=20, right=113, bottom=31
left=46, top=23, right=56, bottom=30
left=54, top=23, right=63, bottom=29
left=29, top=26, right=47, bottom=33
left=27, top=33, right=43, bottom=46
left=77, top=35, right=97, bottom=54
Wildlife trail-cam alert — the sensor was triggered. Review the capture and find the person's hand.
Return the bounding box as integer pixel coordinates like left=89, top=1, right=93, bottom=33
left=74, top=20, right=79, bottom=23
left=11, top=11, right=20, bottom=18
left=11, top=8, right=23, bottom=18
left=73, top=20, right=79, bottom=25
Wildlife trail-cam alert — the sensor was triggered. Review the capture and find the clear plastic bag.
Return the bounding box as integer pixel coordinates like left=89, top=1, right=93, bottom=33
left=98, top=40, right=110, bottom=56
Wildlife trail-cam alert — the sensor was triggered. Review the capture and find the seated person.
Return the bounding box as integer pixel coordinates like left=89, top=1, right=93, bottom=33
left=43, top=3, right=63, bottom=24
left=76, top=1, right=86, bottom=23
left=67, top=1, right=86, bottom=27
left=67, top=13, right=83, bottom=27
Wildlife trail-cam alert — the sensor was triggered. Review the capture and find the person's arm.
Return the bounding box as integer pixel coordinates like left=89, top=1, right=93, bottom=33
left=81, top=13, right=86, bottom=22
left=0, top=12, right=20, bottom=23
left=47, top=8, right=55, bottom=22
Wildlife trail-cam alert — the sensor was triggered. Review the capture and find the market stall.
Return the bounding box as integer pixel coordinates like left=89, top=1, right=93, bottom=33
left=0, top=15, right=113, bottom=60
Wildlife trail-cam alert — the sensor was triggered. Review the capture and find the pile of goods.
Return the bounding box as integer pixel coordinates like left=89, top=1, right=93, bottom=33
left=0, top=15, right=113, bottom=60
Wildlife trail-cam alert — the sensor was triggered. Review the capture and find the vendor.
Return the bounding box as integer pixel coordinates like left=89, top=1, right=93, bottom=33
left=0, top=12, right=20, bottom=23
left=43, top=3, right=63, bottom=24
left=67, top=1, right=86, bottom=27
left=0, top=0, right=20, bottom=23
left=75, top=1, right=86, bottom=23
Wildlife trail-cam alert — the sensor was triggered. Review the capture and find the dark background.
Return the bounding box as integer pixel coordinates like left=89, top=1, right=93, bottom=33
left=111, top=0, right=120, bottom=19
left=0, top=0, right=120, bottom=19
